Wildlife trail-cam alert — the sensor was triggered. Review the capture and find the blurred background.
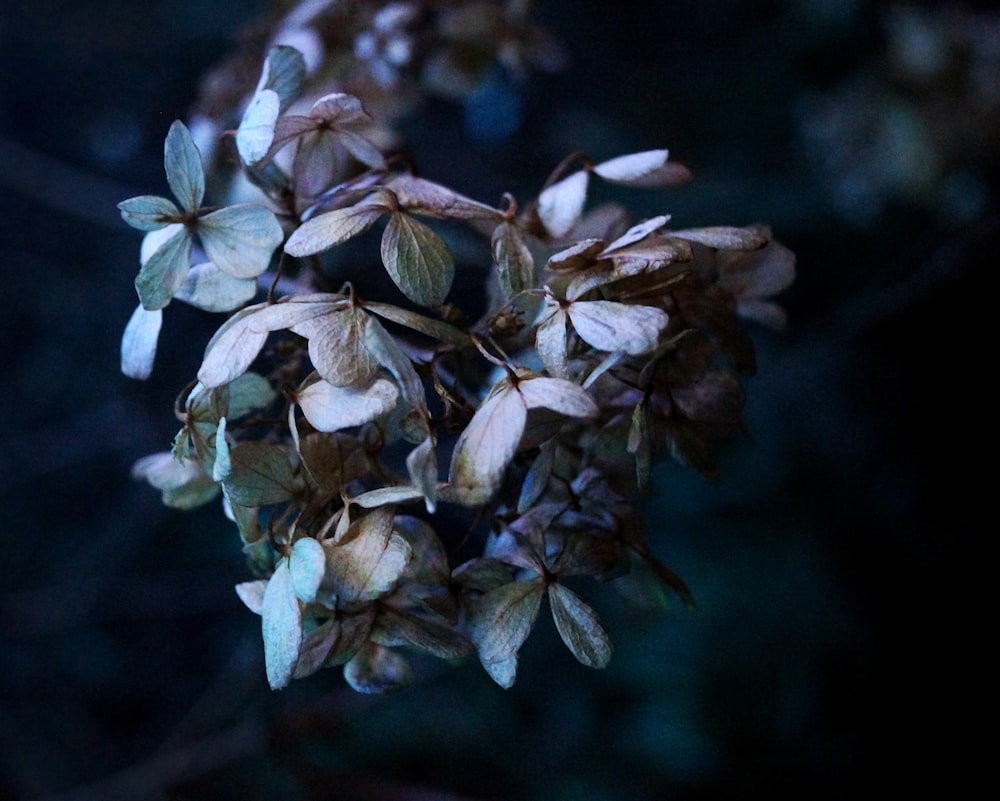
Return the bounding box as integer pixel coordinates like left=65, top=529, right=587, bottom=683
left=1, top=0, right=992, bottom=798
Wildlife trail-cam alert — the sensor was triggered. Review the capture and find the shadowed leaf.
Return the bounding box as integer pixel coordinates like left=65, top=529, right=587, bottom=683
left=470, top=578, right=544, bottom=688
left=381, top=212, right=455, bottom=307
left=492, top=220, right=535, bottom=296
left=344, top=642, right=413, bottom=693
left=223, top=442, right=297, bottom=506
left=329, top=507, right=412, bottom=602
left=548, top=582, right=612, bottom=668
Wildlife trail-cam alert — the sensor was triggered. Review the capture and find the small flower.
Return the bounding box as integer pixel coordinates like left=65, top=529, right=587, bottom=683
left=118, top=120, right=284, bottom=311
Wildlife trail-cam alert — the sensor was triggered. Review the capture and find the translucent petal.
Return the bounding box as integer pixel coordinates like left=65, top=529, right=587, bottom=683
left=534, top=304, right=569, bottom=379
left=328, top=508, right=412, bottom=602
left=140, top=223, right=185, bottom=265
left=518, top=376, right=598, bottom=418
left=297, top=377, right=398, bottom=432
left=447, top=385, right=526, bottom=506
left=599, top=214, right=671, bottom=256
left=363, top=315, right=429, bottom=417
left=405, top=436, right=439, bottom=513
left=284, top=202, right=386, bottom=257
left=164, top=120, right=204, bottom=212
left=198, top=204, right=283, bottom=278
left=670, top=226, right=769, bottom=250
left=336, top=128, right=386, bottom=169
left=537, top=170, right=588, bottom=238
left=592, top=148, right=668, bottom=183
left=594, top=150, right=692, bottom=188
left=222, top=442, right=297, bottom=507
left=120, top=303, right=162, bottom=380
left=176, top=261, right=258, bottom=312
left=568, top=301, right=669, bottom=355
left=310, top=92, right=369, bottom=124
left=289, top=537, right=326, bottom=603
left=131, top=451, right=218, bottom=510
left=236, top=88, right=280, bottom=165
left=293, top=306, right=378, bottom=387
left=235, top=580, right=268, bottom=615
left=291, top=128, right=348, bottom=199
left=262, top=560, right=302, bottom=689
left=197, top=305, right=270, bottom=388
left=352, top=485, right=425, bottom=508
left=363, top=301, right=470, bottom=347
left=545, top=237, right=606, bottom=273
left=212, top=417, right=231, bottom=481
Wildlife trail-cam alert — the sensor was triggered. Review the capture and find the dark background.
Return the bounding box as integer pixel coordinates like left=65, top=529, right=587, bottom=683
left=1, top=1, right=991, bottom=799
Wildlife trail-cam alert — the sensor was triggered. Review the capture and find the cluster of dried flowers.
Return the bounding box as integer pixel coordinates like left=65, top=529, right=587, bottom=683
left=120, top=15, right=794, bottom=693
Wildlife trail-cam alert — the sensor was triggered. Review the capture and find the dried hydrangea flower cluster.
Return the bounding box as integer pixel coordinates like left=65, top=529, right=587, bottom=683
left=120, top=40, right=795, bottom=692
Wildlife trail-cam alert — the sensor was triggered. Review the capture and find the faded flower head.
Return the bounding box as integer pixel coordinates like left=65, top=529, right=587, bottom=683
left=120, top=17, right=794, bottom=694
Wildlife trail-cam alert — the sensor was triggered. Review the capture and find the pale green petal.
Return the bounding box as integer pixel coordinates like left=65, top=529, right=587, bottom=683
left=118, top=194, right=180, bottom=231
left=227, top=372, right=278, bottom=419
left=141, top=223, right=185, bottom=264
left=134, top=226, right=192, bottom=310
left=164, top=120, right=205, bottom=212
left=198, top=204, right=283, bottom=278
